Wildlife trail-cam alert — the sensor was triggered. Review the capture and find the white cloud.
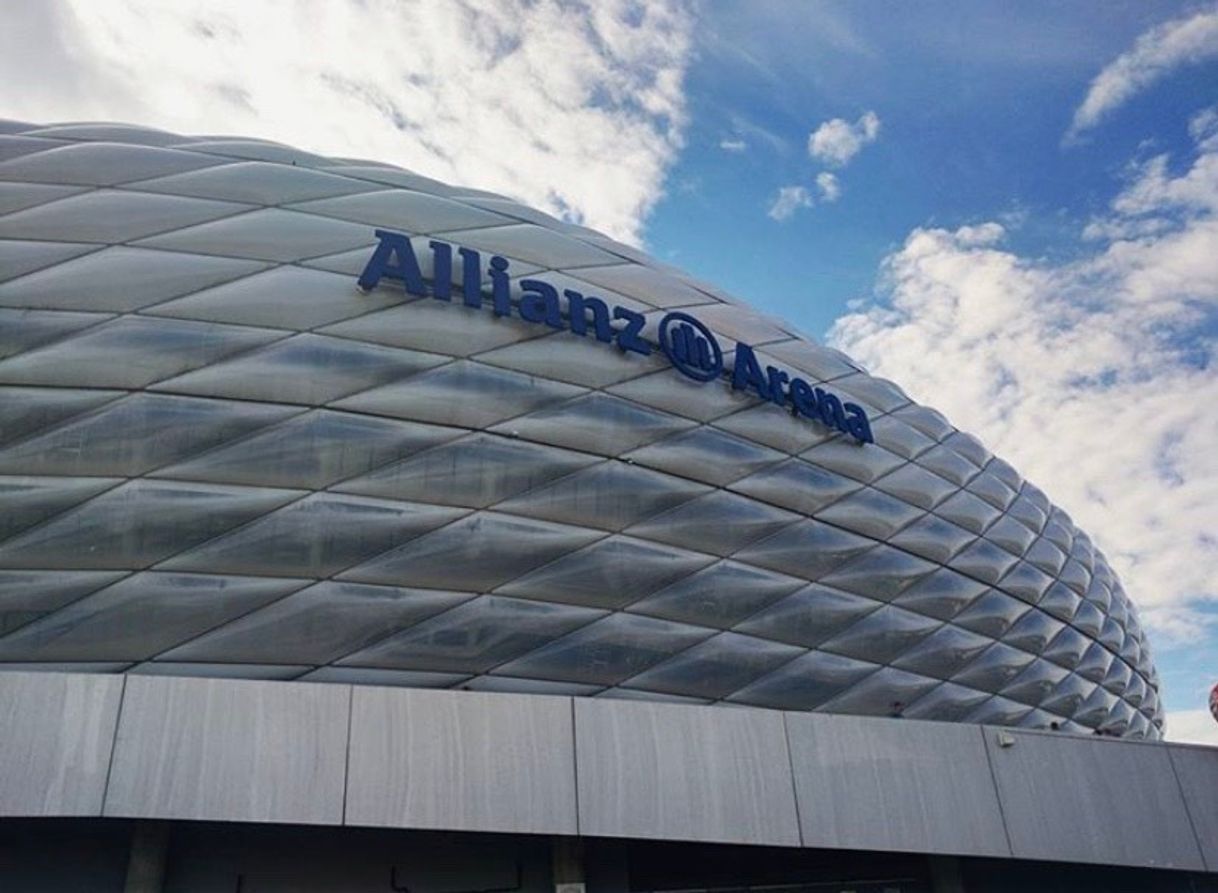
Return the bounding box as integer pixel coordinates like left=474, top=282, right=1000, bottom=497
left=0, top=0, right=694, bottom=246
left=808, top=110, right=880, bottom=167
left=1165, top=709, right=1218, bottom=746
left=767, top=184, right=813, bottom=221
left=829, top=119, right=1218, bottom=650
left=719, top=137, right=747, bottom=152
left=1068, top=7, right=1218, bottom=140
left=816, top=171, right=841, bottom=202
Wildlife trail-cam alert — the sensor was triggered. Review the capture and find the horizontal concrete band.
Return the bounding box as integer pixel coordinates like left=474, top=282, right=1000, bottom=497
left=0, top=671, right=1214, bottom=872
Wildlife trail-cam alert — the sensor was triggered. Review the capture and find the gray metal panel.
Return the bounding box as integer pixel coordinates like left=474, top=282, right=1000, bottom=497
left=103, top=675, right=349, bottom=825
left=985, top=727, right=1205, bottom=870
left=574, top=698, right=800, bottom=846
left=345, top=687, right=577, bottom=835
left=0, top=671, right=122, bottom=816
left=1168, top=743, right=1218, bottom=871
left=785, top=713, right=1010, bottom=857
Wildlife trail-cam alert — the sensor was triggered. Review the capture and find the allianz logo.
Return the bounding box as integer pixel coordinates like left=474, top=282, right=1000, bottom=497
left=357, top=229, right=873, bottom=444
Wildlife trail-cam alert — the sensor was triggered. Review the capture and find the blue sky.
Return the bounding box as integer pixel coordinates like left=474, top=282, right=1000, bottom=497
left=1, top=0, right=1216, bottom=741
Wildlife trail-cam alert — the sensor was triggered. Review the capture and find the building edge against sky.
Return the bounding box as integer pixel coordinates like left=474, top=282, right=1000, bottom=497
left=0, top=120, right=1213, bottom=892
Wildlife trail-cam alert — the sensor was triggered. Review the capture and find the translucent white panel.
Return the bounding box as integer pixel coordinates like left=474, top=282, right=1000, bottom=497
left=713, top=401, right=839, bottom=454
left=998, top=561, right=1056, bottom=605
left=0, top=386, right=124, bottom=447
left=819, top=605, right=942, bottom=664
left=0, top=570, right=126, bottom=635
left=1024, top=536, right=1067, bottom=575
left=734, top=520, right=876, bottom=581
left=167, top=139, right=328, bottom=166
left=430, top=223, right=619, bottom=268
left=146, top=265, right=403, bottom=328
left=340, top=511, right=604, bottom=591
left=1007, top=494, right=1048, bottom=533
left=1071, top=600, right=1104, bottom=637
left=983, top=516, right=1037, bottom=555
left=891, top=569, right=991, bottom=621
left=1058, top=558, right=1091, bottom=595
left=133, top=208, right=375, bottom=262
left=624, top=426, right=785, bottom=487
left=493, top=392, right=694, bottom=456
left=887, top=513, right=976, bottom=563
left=335, top=432, right=589, bottom=508
left=814, top=487, right=924, bottom=540
left=0, top=182, right=88, bottom=214
left=496, top=536, right=715, bottom=609
left=1076, top=642, right=1116, bottom=686
left=607, top=368, right=750, bottom=422
left=868, top=415, right=936, bottom=459
left=0, top=142, right=220, bottom=186
left=1101, top=658, right=1134, bottom=695
left=0, top=135, right=71, bottom=162
left=902, top=682, right=992, bottom=722
left=0, top=394, right=294, bottom=477
left=337, top=594, right=604, bottom=672
left=1041, top=518, right=1075, bottom=554
left=287, top=187, right=510, bottom=232
left=952, top=590, right=1032, bottom=638
left=952, top=643, right=1038, bottom=694
left=734, top=584, right=882, bottom=648
left=916, top=445, right=980, bottom=487
left=336, top=360, right=585, bottom=428
left=819, top=667, right=941, bottom=718
left=622, top=632, right=804, bottom=699
left=1000, top=659, right=1070, bottom=707
left=0, top=245, right=270, bottom=314
left=964, top=695, right=1033, bottom=726
left=0, top=189, right=249, bottom=242
left=1123, top=672, right=1147, bottom=707
left=0, top=479, right=302, bottom=570
left=319, top=165, right=461, bottom=197
left=985, top=456, right=1023, bottom=491
left=817, top=546, right=938, bottom=601
left=0, top=239, right=97, bottom=282
left=761, top=339, right=859, bottom=382
left=475, top=332, right=666, bottom=388
left=934, top=489, right=1001, bottom=534
left=0, top=316, right=282, bottom=389
left=0, top=475, right=123, bottom=541
left=464, top=675, right=602, bottom=696
left=729, top=459, right=862, bottom=516
left=1002, top=610, right=1066, bottom=653
left=491, top=612, right=712, bottom=685
left=299, top=667, right=467, bottom=688
left=891, top=404, right=953, bottom=441
left=1044, top=625, right=1090, bottom=669
left=949, top=537, right=1021, bottom=585
left=321, top=298, right=545, bottom=357
left=154, top=333, right=446, bottom=405
left=727, top=650, right=879, bottom=711
left=160, top=581, right=472, bottom=665
left=165, top=493, right=466, bottom=578
left=626, top=490, right=800, bottom=557
left=0, top=308, right=109, bottom=359
left=965, top=470, right=1017, bottom=510
left=0, top=572, right=306, bottom=661
left=626, top=560, right=804, bottom=628
left=687, top=304, right=790, bottom=345
left=891, top=624, right=994, bottom=679
left=20, top=123, right=181, bottom=146
left=496, top=462, right=710, bottom=531
left=457, top=195, right=565, bottom=227
left=130, top=661, right=310, bottom=680
left=829, top=373, right=912, bottom=413
left=872, top=462, right=958, bottom=510
left=134, top=161, right=376, bottom=203
left=1039, top=672, right=1095, bottom=717
left=570, top=263, right=711, bottom=309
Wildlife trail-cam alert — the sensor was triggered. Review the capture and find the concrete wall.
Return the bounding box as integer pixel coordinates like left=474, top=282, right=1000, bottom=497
left=0, top=671, right=1214, bottom=872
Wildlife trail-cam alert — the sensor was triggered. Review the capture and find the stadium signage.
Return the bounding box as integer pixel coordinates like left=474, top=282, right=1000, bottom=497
left=358, top=229, right=873, bottom=443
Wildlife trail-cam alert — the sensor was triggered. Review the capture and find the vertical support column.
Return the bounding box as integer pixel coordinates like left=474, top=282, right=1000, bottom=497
left=552, top=836, right=586, bottom=893
left=124, top=821, right=169, bottom=893
left=927, top=855, right=964, bottom=893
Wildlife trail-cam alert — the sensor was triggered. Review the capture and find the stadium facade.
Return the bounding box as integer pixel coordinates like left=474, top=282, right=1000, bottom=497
left=0, top=121, right=1214, bottom=891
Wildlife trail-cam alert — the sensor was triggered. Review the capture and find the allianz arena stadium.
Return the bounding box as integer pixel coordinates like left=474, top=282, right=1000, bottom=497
left=0, top=119, right=1162, bottom=739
